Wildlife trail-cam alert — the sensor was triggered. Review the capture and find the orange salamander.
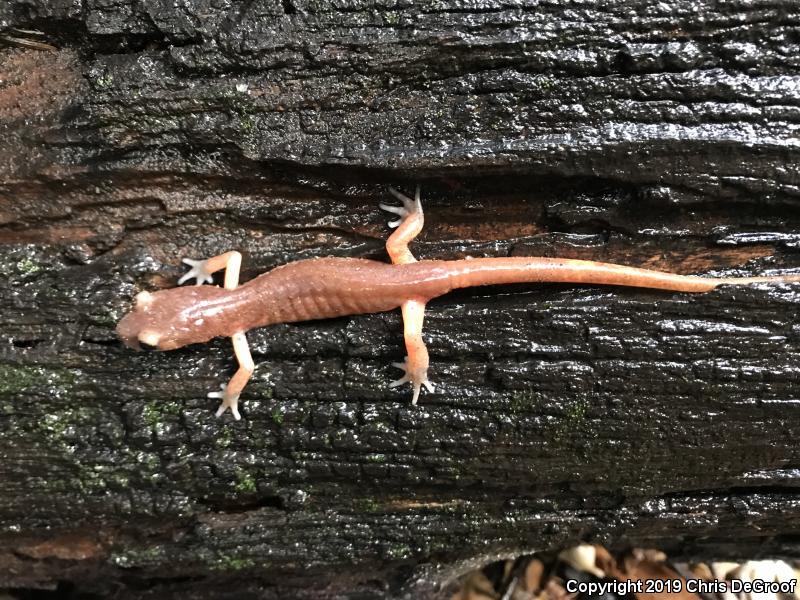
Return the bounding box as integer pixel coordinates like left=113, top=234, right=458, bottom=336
left=117, top=187, right=800, bottom=419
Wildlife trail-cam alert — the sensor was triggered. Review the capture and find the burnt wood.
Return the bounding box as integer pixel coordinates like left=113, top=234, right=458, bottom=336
left=1, top=1, right=799, bottom=598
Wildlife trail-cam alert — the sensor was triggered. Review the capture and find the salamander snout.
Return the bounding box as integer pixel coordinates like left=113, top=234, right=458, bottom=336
left=116, top=291, right=165, bottom=351
left=117, top=286, right=229, bottom=351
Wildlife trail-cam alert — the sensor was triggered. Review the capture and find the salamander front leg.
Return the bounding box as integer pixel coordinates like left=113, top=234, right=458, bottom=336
left=208, top=331, right=254, bottom=420
left=380, top=186, right=424, bottom=265
left=179, top=250, right=242, bottom=289
left=389, top=298, right=434, bottom=405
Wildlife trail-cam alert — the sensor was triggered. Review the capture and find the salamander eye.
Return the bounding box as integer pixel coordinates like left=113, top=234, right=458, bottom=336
left=135, top=291, right=154, bottom=309
left=138, top=330, right=161, bottom=351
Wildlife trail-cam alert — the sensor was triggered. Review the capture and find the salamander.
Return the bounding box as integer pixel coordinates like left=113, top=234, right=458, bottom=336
left=117, top=187, right=800, bottom=419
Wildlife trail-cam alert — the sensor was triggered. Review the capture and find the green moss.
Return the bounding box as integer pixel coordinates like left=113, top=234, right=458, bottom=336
left=215, top=426, right=234, bottom=448
left=109, top=473, right=130, bottom=488
left=551, top=398, right=592, bottom=443
left=511, top=386, right=543, bottom=412
left=270, top=407, right=284, bottom=426
left=219, top=87, right=252, bottom=118
left=142, top=399, right=182, bottom=427
left=142, top=403, right=160, bottom=427
left=365, top=453, right=387, bottom=463
left=385, top=543, right=413, bottom=559
left=535, top=77, right=556, bottom=91
left=40, top=412, right=70, bottom=439
left=142, top=452, right=160, bottom=470
left=508, top=391, right=528, bottom=413
left=213, top=555, right=256, bottom=571
left=0, top=247, right=49, bottom=279
left=0, top=363, right=75, bottom=395
left=72, top=464, right=115, bottom=494
left=564, top=399, right=588, bottom=422
left=234, top=469, right=257, bottom=494
left=34, top=406, right=99, bottom=454
left=95, top=74, right=114, bottom=89
left=357, top=498, right=381, bottom=512
left=15, top=257, right=41, bottom=275
left=382, top=11, right=400, bottom=25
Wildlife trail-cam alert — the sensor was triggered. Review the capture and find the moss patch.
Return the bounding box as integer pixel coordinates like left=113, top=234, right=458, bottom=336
left=0, top=363, right=76, bottom=396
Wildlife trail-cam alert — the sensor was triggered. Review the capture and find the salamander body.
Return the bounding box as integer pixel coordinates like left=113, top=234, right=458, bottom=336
left=117, top=188, right=800, bottom=419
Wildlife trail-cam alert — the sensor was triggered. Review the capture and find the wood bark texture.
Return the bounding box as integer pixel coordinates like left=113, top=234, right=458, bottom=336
left=1, top=1, right=799, bottom=598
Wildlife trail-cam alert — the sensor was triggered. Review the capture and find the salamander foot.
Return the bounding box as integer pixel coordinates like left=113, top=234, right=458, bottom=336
left=179, top=258, right=215, bottom=285
left=379, top=186, right=422, bottom=228
left=208, top=383, right=242, bottom=420
left=389, top=357, right=434, bottom=405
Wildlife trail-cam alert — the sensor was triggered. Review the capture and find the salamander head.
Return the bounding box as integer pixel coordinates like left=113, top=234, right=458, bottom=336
left=116, top=286, right=228, bottom=351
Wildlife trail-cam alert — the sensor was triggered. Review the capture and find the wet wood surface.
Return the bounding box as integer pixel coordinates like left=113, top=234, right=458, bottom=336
left=1, top=1, right=799, bottom=598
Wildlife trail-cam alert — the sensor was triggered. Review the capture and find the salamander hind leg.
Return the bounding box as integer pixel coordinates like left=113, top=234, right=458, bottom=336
left=179, top=250, right=242, bottom=290
left=389, top=298, right=434, bottom=405
left=379, top=186, right=424, bottom=265
left=209, top=331, right=254, bottom=420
